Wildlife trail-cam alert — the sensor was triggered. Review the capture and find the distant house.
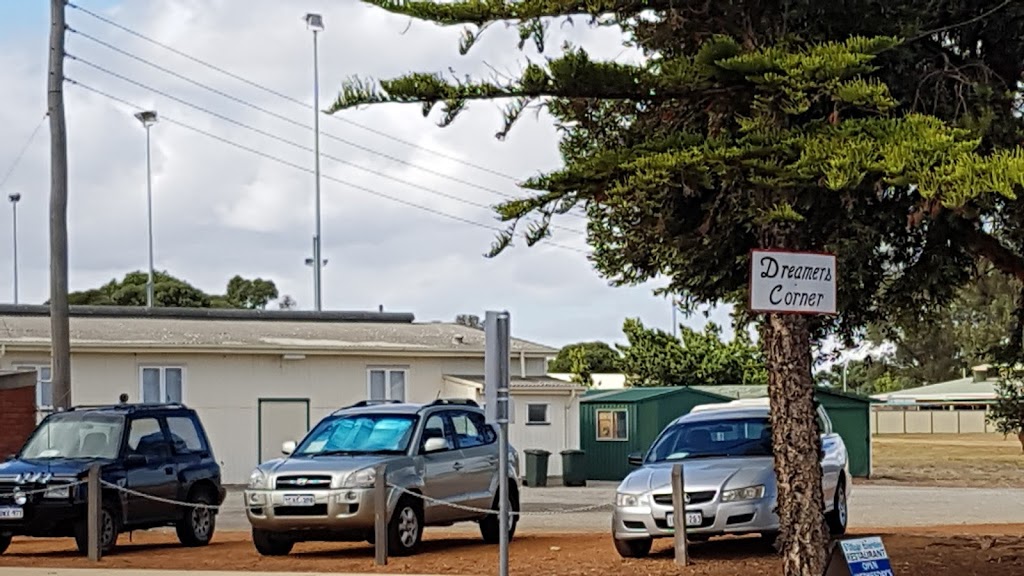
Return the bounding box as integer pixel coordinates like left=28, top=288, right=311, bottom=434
left=871, top=365, right=998, bottom=409
left=0, top=305, right=582, bottom=483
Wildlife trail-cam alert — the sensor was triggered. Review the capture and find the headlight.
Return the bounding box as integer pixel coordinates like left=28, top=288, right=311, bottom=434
left=721, top=485, right=766, bottom=502
left=342, top=467, right=376, bottom=488
left=43, top=485, right=70, bottom=499
left=615, top=492, right=649, bottom=507
left=248, top=468, right=267, bottom=489
left=13, top=489, right=27, bottom=506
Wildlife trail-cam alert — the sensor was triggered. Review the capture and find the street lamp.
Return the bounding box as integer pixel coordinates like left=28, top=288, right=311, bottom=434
left=133, top=110, right=158, bottom=308
left=304, top=12, right=325, bottom=312
left=8, top=192, right=20, bottom=304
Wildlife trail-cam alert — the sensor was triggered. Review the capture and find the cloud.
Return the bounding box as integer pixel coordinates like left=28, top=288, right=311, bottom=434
left=0, top=0, right=722, bottom=349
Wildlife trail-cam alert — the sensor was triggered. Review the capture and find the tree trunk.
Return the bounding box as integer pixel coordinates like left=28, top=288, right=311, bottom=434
left=761, top=312, right=827, bottom=576
left=1017, top=431, right=1024, bottom=453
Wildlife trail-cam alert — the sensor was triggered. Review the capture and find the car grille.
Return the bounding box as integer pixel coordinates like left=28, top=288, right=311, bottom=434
left=275, top=475, right=333, bottom=490
left=274, top=504, right=328, bottom=516
left=652, top=491, right=716, bottom=506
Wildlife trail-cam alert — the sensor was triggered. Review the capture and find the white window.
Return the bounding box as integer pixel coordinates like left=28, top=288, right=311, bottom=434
left=140, top=366, right=184, bottom=404
left=367, top=368, right=407, bottom=402
left=526, top=403, right=550, bottom=425
left=14, top=364, right=52, bottom=409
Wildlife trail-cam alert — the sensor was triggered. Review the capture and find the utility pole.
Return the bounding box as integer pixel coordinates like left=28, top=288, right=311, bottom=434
left=133, top=110, right=158, bottom=307
left=48, top=0, right=71, bottom=411
left=304, top=13, right=325, bottom=312
left=8, top=193, right=19, bottom=304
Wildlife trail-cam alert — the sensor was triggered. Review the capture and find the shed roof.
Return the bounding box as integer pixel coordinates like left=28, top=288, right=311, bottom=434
left=693, top=385, right=873, bottom=404
left=0, top=306, right=556, bottom=355
left=443, top=375, right=585, bottom=392
left=872, top=377, right=997, bottom=403
left=580, top=387, right=723, bottom=404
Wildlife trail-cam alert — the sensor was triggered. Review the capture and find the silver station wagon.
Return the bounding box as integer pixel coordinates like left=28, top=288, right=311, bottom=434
left=244, top=398, right=520, bottom=557
left=611, top=398, right=850, bottom=557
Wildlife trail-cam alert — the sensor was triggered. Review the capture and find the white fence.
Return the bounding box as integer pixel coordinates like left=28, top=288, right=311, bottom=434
left=871, top=406, right=996, bottom=435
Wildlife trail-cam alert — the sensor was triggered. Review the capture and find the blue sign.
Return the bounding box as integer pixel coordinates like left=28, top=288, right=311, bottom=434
left=840, top=537, right=894, bottom=576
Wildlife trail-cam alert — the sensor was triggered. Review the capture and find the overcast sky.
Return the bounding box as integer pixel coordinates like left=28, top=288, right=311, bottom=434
left=0, top=0, right=747, bottom=349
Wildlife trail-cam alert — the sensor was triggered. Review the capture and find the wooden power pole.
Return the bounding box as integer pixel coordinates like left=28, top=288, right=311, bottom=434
left=48, top=0, right=71, bottom=410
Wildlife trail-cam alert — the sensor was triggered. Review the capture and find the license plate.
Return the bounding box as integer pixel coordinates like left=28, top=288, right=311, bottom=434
left=0, top=507, right=24, bottom=520
left=282, top=494, right=315, bottom=506
left=666, top=512, right=703, bottom=527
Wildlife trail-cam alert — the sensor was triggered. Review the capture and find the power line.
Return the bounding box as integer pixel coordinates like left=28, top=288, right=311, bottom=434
left=64, top=77, right=589, bottom=256
left=66, top=53, right=585, bottom=236
left=66, top=1, right=522, bottom=182
left=0, top=113, right=48, bottom=191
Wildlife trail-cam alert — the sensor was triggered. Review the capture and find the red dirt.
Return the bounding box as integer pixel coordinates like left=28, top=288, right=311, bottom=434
left=1, top=527, right=1023, bottom=575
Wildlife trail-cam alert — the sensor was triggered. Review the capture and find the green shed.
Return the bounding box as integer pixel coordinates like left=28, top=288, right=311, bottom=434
left=579, top=387, right=731, bottom=481
left=695, top=385, right=874, bottom=478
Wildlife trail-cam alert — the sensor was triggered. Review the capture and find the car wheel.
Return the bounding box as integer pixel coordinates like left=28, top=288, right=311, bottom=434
left=0, top=533, right=10, bottom=555
left=825, top=478, right=848, bottom=536
left=480, top=484, right=520, bottom=544
left=74, top=500, right=120, bottom=556
left=252, top=529, right=294, bottom=556
left=176, top=489, right=216, bottom=547
left=613, top=536, right=652, bottom=558
left=388, top=496, right=423, bottom=557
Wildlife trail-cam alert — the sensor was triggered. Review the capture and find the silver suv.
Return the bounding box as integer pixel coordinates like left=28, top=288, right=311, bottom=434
left=244, top=399, right=520, bottom=557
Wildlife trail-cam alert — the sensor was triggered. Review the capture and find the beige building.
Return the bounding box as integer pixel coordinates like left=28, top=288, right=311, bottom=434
left=0, top=306, right=583, bottom=484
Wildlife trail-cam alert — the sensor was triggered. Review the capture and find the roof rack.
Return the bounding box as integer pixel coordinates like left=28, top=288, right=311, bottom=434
left=333, top=399, right=404, bottom=414
left=66, top=402, right=188, bottom=412
left=425, top=398, right=480, bottom=408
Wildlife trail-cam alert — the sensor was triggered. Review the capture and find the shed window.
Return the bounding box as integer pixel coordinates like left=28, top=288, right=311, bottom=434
left=368, top=368, right=407, bottom=402
left=526, top=403, right=550, bottom=425
left=140, top=367, right=184, bottom=404
left=596, top=409, right=628, bottom=441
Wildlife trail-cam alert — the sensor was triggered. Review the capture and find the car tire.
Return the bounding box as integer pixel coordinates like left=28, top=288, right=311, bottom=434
left=74, top=499, right=120, bottom=556
left=176, top=489, right=217, bottom=547
left=388, top=495, right=423, bottom=557
left=480, top=483, right=520, bottom=544
left=825, top=477, right=848, bottom=536
left=613, top=536, right=652, bottom=558
left=0, top=533, right=10, bottom=555
left=252, top=528, right=294, bottom=556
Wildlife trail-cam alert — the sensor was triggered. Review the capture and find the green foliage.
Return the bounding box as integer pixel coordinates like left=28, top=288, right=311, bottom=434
left=567, top=346, right=593, bottom=386
left=617, top=318, right=766, bottom=387
left=67, top=271, right=281, bottom=310
left=548, top=341, right=620, bottom=373
left=987, top=366, right=1024, bottom=440
left=225, top=275, right=280, bottom=309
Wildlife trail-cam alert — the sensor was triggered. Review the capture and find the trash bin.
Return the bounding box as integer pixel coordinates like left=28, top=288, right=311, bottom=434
left=523, top=449, right=551, bottom=487
left=560, top=449, right=586, bottom=487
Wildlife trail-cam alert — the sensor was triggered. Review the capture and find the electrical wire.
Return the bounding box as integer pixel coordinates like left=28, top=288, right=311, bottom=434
left=0, top=113, right=48, bottom=192
left=64, top=77, right=589, bottom=256
left=66, top=53, right=585, bottom=236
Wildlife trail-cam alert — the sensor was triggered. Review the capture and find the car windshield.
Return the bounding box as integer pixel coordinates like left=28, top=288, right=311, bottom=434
left=646, top=416, right=772, bottom=463
left=19, top=412, right=125, bottom=460
left=293, top=413, right=417, bottom=456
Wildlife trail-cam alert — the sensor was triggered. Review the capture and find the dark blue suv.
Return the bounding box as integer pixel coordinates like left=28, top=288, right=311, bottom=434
left=0, top=403, right=226, bottom=555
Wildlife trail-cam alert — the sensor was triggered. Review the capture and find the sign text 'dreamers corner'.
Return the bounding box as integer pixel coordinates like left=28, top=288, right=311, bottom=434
left=749, top=250, right=837, bottom=315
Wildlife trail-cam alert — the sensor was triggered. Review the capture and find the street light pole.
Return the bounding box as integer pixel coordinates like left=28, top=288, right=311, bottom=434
left=8, top=193, right=20, bottom=304
left=133, top=110, right=158, bottom=308
left=305, top=13, right=325, bottom=312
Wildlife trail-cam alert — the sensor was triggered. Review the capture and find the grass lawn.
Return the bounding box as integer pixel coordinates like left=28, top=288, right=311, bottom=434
left=869, top=433, right=1024, bottom=488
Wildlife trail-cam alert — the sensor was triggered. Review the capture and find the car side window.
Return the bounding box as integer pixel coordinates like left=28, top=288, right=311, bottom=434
left=166, top=416, right=205, bottom=454
left=420, top=413, right=453, bottom=453
left=450, top=411, right=493, bottom=449
left=127, top=417, right=170, bottom=459
left=816, top=408, right=832, bottom=435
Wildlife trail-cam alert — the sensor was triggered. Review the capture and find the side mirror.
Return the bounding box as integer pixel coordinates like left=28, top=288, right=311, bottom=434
left=281, top=441, right=296, bottom=456
left=627, top=451, right=644, bottom=467
left=423, top=437, right=448, bottom=453
left=125, top=454, right=148, bottom=467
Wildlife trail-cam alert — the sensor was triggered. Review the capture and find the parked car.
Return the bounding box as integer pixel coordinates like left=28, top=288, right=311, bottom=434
left=244, top=398, right=520, bottom=557
left=0, top=402, right=226, bottom=556
left=611, top=398, right=850, bottom=558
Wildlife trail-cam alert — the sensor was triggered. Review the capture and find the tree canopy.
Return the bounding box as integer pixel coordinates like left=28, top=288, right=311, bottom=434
left=548, top=341, right=620, bottom=373
left=66, top=271, right=286, bottom=310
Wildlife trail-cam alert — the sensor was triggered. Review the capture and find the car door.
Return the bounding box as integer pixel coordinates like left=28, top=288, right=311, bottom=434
left=165, top=414, right=211, bottom=499
left=449, top=410, right=498, bottom=511
left=123, top=416, right=179, bottom=524
left=817, top=407, right=843, bottom=507
left=416, top=411, right=465, bottom=524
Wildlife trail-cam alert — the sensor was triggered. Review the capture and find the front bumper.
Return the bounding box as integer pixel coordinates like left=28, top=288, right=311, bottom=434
left=0, top=501, right=83, bottom=537
left=612, top=496, right=778, bottom=540
left=244, top=488, right=377, bottom=533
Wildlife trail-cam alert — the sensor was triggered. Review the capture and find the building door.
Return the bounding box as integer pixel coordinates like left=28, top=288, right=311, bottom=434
left=258, top=399, right=310, bottom=464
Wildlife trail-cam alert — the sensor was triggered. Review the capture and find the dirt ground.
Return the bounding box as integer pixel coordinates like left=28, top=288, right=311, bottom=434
left=2, top=526, right=1023, bottom=575
left=870, top=434, right=1024, bottom=488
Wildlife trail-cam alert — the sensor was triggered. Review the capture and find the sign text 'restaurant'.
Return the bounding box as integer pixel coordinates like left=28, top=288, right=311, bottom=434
left=749, top=250, right=837, bottom=314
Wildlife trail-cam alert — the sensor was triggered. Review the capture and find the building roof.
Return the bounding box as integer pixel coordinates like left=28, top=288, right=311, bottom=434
left=871, top=377, right=998, bottom=403
left=0, top=305, right=556, bottom=356
left=549, top=372, right=627, bottom=390
left=580, top=387, right=725, bottom=403
left=693, top=385, right=873, bottom=404
left=443, top=375, right=585, bottom=392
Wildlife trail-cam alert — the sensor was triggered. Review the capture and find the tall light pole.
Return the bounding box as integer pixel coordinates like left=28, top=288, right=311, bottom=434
left=304, top=12, right=325, bottom=312
left=8, top=192, right=20, bottom=304
left=133, top=110, right=158, bottom=308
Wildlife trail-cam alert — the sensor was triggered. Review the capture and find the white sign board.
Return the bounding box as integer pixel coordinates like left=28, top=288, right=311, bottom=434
left=749, top=250, right=837, bottom=315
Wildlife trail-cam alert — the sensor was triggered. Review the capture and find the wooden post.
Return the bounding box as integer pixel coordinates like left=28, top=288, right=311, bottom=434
left=373, top=463, right=387, bottom=566
left=86, top=464, right=101, bottom=562
left=671, top=463, right=688, bottom=566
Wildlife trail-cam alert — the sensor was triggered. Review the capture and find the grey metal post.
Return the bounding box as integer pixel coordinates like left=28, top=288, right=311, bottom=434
left=87, top=463, right=101, bottom=561
left=486, top=310, right=511, bottom=576
left=373, top=462, right=387, bottom=565
left=144, top=122, right=154, bottom=308
left=9, top=193, right=19, bottom=304
left=671, top=463, right=688, bottom=566
left=311, top=27, right=323, bottom=312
